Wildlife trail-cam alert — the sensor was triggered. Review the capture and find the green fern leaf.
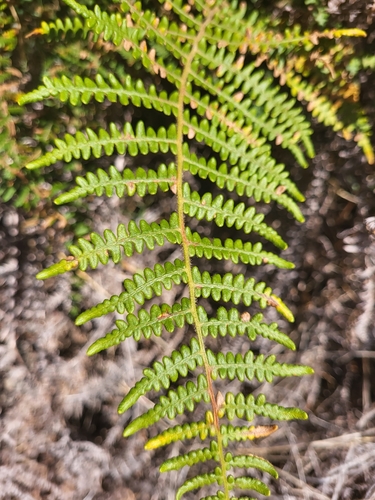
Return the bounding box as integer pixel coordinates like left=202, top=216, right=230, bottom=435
left=186, top=229, right=294, bottom=268
left=182, top=183, right=287, bottom=248
left=191, top=268, right=294, bottom=321
left=203, top=309, right=296, bottom=350
left=87, top=299, right=193, bottom=355
left=123, top=374, right=210, bottom=436
left=146, top=417, right=278, bottom=450
left=19, top=73, right=179, bottom=112
left=63, top=0, right=142, bottom=45
left=176, top=469, right=223, bottom=500
left=145, top=417, right=214, bottom=450
left=54, top=163, right=177, bottom=204
left=160, top=440, right=278, bottom=479
left=118, top=338, right=203, bottom=413
left=34, top=16, right=90, bottom=40
left=176, top=468, right=270, bottom=500
left=224, top=392, right=308, bottom=421
left=207, top=350, right=313, bottom=383
left=76, top=259, right=186, bottom=324
left=228, top=454, right=278, bottom=479
left=25, top=122, right=178, bottom=169
left=22, top=0, right=371, bottom=496
left=37, top=214, right=181, bottom=277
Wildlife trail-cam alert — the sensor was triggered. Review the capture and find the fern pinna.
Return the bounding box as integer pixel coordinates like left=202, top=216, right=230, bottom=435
left=19, top=1, right=369, bottom=498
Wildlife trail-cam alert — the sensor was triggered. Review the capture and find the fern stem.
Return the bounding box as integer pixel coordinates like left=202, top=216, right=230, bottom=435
left=175, top=2, right=231, bottom=498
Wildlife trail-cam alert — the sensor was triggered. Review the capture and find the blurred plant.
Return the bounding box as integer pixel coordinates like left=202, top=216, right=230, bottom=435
left=0, top=0, right=132, bottom=212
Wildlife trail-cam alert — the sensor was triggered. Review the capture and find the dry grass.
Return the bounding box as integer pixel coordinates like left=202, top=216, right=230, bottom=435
left=2, top=129, right=375, bottom=500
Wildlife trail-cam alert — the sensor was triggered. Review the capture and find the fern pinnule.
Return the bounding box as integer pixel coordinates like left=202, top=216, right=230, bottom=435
left=87, top=300, right=193, bottom=354
left=176, top=471, right=271, bottom=499
left=161, top=443, right=278, bottom=478
left=24, top=122, right=178, bottom=170
left=38, top=215, right=291, bottom=281
left=183, top=152, right=306, bottom=222
left=76, top=259, right=187, bottom=324
left=203, top=309, right=296, bottom=349
left=54, top=163, right=176, bottom=204
left=123, top=374, right=211, bottom=437
left=117, top=341, right=312, bottom=414
left=124, top=383, right=306, bottom=439
left=145, top=418, right=279, bottom=450
left=87, top=301, right=296, bottom=359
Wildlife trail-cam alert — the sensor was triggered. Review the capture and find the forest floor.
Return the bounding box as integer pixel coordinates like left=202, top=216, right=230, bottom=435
left=2, top=125, right=375, bottom=500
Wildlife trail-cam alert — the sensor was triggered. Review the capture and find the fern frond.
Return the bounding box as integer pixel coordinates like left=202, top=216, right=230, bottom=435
left=182, top=183, right=287, bottom=249
left=38, top=218, right=290, bottom=281
left=36, top=213, right=181, bottom=278
left=208, top=351, right=313, bottom=383
left=203, top=309, right=296, bottom=350
left=161, top=441, right=278, bottom=478
left=183, top=151, right=305, bottom=222
left=25, top=122, right=178, bottom=170
left=176, top=468, right=270, bottom=499
left=76, top=259, right=186, bottom=324
left=223, top=393, right=308, bottom=422
left=87, top=299, right=193, bottom=355
left=146, top=417, right=278, bottom=449
left=24, top=0, right=370, bottom=496
left=118, top=342, right=311, bottom=414
left=123, top=374, right=210, bottom=436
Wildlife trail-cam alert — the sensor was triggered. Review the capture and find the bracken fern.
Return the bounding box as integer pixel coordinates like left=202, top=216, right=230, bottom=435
left=19, top=0, right=370, bottom=498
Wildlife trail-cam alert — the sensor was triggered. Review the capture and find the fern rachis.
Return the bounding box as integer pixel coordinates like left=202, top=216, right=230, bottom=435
left=18, top=0, right=371, bottom=497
